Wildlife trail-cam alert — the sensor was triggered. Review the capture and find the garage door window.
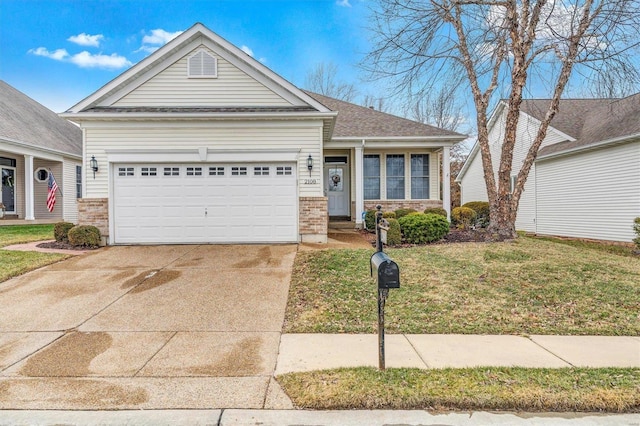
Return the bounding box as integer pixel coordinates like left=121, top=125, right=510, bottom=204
left=186, top=167, right=203, bottom=176
left=164, top=167, right=179, bottom=176
left=232, top=167, right=247, bottom=176
left=141, top=167, right=157, bottom=176
left=118, top=167, right=134, bottom=177
left=254, top=166, right=269, bottom=176
left=209, top=167, right=224, bottom=176
left=277, top=166, right=292, bottom=176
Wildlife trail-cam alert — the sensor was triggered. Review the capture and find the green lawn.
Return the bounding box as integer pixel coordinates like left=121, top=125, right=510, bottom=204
left=0, top=224, right=67, bottom=282
left=284, top=237, right=640, bottom=335
left=278, top=367, right=640, bottom=412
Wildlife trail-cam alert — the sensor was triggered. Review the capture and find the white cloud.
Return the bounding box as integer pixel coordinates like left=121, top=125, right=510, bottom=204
left=67, top=33, right=104, bottom=47
left=241, top=45, right=254, bottom=57
left=142, top=29, right=183, bottom=46
left=29, top=46, right=131, bottom=69
left=336, top=0, right=351, bottom=7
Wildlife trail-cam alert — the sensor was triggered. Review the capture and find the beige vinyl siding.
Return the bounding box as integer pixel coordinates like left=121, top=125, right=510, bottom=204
left=113, top=46, right=292, bottom=107
left=84, top=121, right=323, bottom=198
left=33, top=159, right=63, bottom=220
left=62, top=157, right=80, bottom=223
left=536, top=140, right=640, bottom=242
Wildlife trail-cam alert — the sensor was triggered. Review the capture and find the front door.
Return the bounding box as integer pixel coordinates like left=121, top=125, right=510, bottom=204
left=1, top=167, right=16, bottom=213
left=325, top=164, right=349, bottom=216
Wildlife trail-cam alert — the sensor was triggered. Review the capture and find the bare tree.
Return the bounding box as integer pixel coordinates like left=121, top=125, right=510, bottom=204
left=408, top=86, right=465, bottom=132
left=361, top=94, right=390, bottom=112
left=305, top=62, right=358, bottom=102
left=366, top=0, right=640, bottom=239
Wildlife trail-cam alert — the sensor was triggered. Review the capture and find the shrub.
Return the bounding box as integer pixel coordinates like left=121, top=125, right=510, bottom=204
left=386, top=218, right=402, bottom=246
left=382, top=211, right=396, bottom=219
left=68, top=225, right=101, bottom=247
left=395, top=208, right=417, bottom=219
left=398, top=213, right=450, bottom=244
left=633, top=217, right=640, bottom=249
left=364, top=210, right=377, bottom=230
left=451, top=207, right=477, bottom=229
left=54, top=221, right=75, bottom=243
left=462, top=201, right=490, bottom=228
left=424, top=207, right=448, bottom=218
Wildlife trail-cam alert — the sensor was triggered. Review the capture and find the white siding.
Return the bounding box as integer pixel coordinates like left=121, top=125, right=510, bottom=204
left=113, top=46, right=292, bottom=107
left=62, top=157, right=80, bottom=223
left=84, top=121, right=324, bottom=198
left=459, top=151, right=488, bottom=204
left=536, top=140, right=640, bottom=242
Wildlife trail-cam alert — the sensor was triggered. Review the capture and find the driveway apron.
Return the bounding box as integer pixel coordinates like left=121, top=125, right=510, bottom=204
left=0, top=244, right=296, bottom=409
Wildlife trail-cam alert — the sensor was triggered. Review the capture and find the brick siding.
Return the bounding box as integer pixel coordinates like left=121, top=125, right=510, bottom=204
left=364, top=200, right=443, bottom=214
left=77, top=198, right=109, bottom=239
left=299, top=196, right=328, bottom=243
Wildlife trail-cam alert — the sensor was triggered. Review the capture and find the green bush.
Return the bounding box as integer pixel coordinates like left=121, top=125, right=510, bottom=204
left=424, top=207, right=448, bottom=218
left=398, top=213, right=450, bottom=244
left=386, top=218, right=402, bottom=246
left=364, top=210, right=377, bottom=230
left=462, top=201, right=490, bottom=228
left=54, top=221, right=75, bottom=243
left=633, top=217, right=640, bottom=249
left=395, top=208, right=417, bottom=219
left=451, top=206, right=477, bottom=229
left=68, top=225, right=101, bottom=247
left=382, top=211, right=396, bottom=219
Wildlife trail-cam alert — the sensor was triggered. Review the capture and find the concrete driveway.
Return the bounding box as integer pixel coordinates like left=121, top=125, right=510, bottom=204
left=0, top=244, right=297, bottom=409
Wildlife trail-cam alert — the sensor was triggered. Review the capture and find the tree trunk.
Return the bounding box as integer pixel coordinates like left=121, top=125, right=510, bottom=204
left=487, top=195, right=517, bottom=240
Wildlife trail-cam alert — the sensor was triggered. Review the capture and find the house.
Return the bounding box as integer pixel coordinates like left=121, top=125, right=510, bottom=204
left=0, top=80, right=82, bottom=223
left=457, top=94, right=640, bottom=243
left=62, top=23, right=465, bottom=245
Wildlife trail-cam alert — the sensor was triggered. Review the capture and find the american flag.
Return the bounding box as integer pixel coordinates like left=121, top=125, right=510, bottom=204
left=47, top=171, right=59, bottom=213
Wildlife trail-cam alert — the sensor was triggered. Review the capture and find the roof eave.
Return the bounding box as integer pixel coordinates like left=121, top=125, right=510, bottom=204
left=537, top=132, right=640, bottom=161
left=0, top=136, right=82, bottom=160
left=60, top=111, right=338, bottom=121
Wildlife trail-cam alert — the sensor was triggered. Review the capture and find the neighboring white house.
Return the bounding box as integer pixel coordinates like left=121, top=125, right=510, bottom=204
left=62, top=23, right=465, bottom=245
left=0, top=80, right=82, bottom=223
left=457, top=94, right=640, bottom=243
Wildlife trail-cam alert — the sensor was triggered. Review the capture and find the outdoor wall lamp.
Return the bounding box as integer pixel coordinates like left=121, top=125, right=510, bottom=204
left=307, top=154, right=314, bottom=177
left=90, top=155, right=98, bottom=179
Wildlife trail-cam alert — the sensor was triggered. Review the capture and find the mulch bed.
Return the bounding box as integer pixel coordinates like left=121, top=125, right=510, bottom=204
left=36, top=241, right=100, bottom=251
left=360, top=227, right=494, bottom=248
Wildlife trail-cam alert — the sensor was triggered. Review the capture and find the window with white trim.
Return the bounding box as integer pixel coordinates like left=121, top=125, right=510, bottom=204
left=186, top=167, right=202, bottom=176
left=188, top=50, right=218, bottom=78
left=75, top=166, right=82, bottom=199
left=254, top=166, right=269, bottom=176
left=386, top=154, right=405, bottom=200
left=510, top=175, right=517, bottom=193
left=141, top=167, right=157, bottom=176
left=363, top=155, right=380, bottom=200
left=209, top=167, right=224, bottom=176
left=163, top=167, right=179, bottom=176
left=410, top=154, right=429, bottom=199
left=118, top=167, right=134, bottom=177
left=276, top=166, right=292, bottom=176
left=231, top=167, right=247, bottom=176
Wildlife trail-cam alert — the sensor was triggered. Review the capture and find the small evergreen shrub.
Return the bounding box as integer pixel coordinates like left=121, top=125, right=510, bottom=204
left=424, top=207, right=448, bottom=218
left=382, top=211, right=396, bottom=219
left=633, top=217, right=640, bottom=249
left=386, top=218, right=402, bottom=246
left=364, top=210, right=377, bottom=230
left=451, top=206, right=476, bottom=229
left=462, top=201, right=490, bottom=228
left=398, top=213, right=450, bottom=244
left=68, top=225, right=101, bottom=247
left=54, top=221, right=75, bottom=243
left=395, top=208, right=417, bottom=219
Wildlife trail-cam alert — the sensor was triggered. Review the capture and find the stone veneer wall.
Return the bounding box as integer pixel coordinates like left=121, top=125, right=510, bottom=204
left=77, top=198, right=109, bottom=243
left=364, top=200, right=443, bottom=213
left=299, top=196, right=328, bottom=243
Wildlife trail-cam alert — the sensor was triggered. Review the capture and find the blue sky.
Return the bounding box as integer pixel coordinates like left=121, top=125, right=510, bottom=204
left=0, top=0, right=372, bottom=112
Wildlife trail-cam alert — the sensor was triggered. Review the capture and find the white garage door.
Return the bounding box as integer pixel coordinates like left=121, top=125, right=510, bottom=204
left=113, top=163, right=297, bottom=244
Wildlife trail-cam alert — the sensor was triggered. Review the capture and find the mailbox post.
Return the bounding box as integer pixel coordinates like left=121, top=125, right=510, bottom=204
left=370, top=205, right=400, bottom=370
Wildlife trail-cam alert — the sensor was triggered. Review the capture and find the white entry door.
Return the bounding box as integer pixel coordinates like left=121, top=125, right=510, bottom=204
left=113, top=163, right=298, bottom=244
left=325, top=164, right=349, bottom=216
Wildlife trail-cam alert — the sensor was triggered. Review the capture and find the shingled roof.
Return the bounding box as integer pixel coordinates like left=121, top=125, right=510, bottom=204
left=0, top=80, right=81, bottom=157
left=305, top=91, right=465, bottom=139
left=520, top=94, right=640, bottom=157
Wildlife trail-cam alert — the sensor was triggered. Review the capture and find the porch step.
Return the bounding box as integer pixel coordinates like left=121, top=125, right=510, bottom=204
left=328, top=220, right=355, bottom=230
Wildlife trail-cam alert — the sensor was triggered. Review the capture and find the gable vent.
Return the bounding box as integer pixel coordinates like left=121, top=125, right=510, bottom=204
left=188, top=50, right=218, bottom=78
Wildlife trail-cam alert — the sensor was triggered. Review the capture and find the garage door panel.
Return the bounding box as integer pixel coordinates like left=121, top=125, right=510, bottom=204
left=114, top=163, right=297, bottom=244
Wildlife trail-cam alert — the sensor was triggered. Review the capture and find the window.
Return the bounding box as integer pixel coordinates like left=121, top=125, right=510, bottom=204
left=188, top=50, right=218, bottom=78
left=386, top=154, right=405, bottom=199
left=231, top=167, right=247, bottom=176
left=35, top=168, right=49, bottom=182
left=186, top=167, right=202, bottom=176
left=410, top=154, right=429, bottom=199
left=510, top=175, right=517, bottom=193
left=118, top=167, right=134, bottom=176
left=209, top=167, right=224, bottom=176
left=276, top=166, right=292, bottom=176
left=254, top=166, right=269, bottom=176
left=75, top=166, right=82, bottom=199
left=363, top=155, right=380, bottom=200
left=141, top=167, right=157, bottom=176
left=0, top=157, right=16, bottom=167
left=164, top=167, right=179, bottom=176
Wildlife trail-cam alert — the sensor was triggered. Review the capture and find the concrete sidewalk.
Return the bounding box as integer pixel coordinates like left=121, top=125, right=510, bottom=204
left=276, top=334, right=640, bottom=374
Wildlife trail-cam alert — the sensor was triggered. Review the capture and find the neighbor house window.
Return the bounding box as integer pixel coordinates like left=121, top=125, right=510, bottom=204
left=363, top=155, right=380, bottom=200
left=510, top=175, right=517, bottom=193
left=386, top=154, right=405, bottom=199
left=75, top=166, right=82, bottom=198
left=410, top=154, right=429, bottom=199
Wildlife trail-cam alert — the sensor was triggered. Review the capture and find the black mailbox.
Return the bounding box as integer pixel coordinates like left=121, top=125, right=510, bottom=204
left=370, top=252, right=400, bottom=289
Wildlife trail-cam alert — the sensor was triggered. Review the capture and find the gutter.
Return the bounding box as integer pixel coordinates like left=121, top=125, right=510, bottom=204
left=0, top=136, right=82, bottom=160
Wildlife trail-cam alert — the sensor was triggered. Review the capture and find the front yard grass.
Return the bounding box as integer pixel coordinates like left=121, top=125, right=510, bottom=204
left=284, top=237, right=640, bottom=335
left=278, top=367, right=640, bottom=412
left=0, top=224, right=67, bottom=282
